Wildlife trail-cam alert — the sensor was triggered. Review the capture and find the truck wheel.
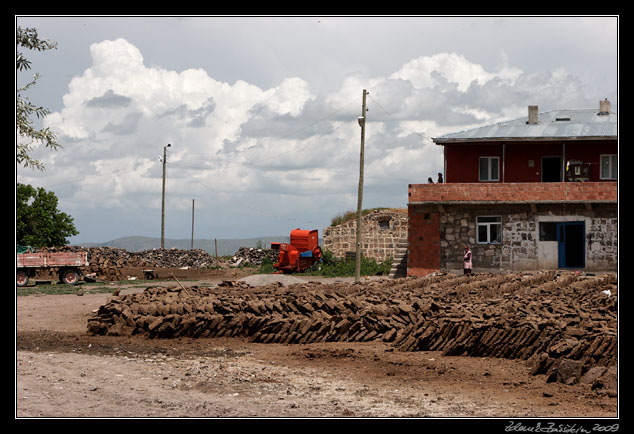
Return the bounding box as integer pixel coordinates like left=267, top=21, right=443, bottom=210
left=61, top=269, right=80, bottom=285
left=17, top=270, right=29, bottom=287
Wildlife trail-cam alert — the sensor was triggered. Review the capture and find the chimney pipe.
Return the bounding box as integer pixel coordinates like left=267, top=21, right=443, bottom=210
left=598, top=99, right=611, bottom=115
left=527, top=105, right=539, bottom=124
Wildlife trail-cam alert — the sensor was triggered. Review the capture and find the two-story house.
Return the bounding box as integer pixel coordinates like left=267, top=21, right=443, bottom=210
left=407, top=100, right=617, bottom=276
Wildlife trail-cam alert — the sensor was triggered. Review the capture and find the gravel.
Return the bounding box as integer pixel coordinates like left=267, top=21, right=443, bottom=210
left=237, top=274, right=305, bottom=287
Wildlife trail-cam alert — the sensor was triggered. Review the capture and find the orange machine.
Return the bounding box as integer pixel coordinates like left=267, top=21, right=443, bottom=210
left=271, top=229, right=322, bottom=273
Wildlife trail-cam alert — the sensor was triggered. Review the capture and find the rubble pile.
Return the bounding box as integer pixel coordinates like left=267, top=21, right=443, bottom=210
left=87, top=271, right=617, bottom=386
left=229, top=247, right=278, bottom=267
left=58, top=245, right=276, bottom=278
left=57, top=246, right=216, bottom=268
left=57, top=246, right=218, bottom=281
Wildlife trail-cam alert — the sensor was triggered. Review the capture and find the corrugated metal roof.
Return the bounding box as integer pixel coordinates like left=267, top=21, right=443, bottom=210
left=433, top=108, right=618, bottom=143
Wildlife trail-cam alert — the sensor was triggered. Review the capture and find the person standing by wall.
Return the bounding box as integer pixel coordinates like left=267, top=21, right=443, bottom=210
left=463, top=244, right=472, bottom=275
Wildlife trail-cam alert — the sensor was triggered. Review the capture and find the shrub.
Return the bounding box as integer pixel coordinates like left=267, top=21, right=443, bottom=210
left=329, top=207, right=406, bottom=227
left=304, top=253, right=392, bottom=278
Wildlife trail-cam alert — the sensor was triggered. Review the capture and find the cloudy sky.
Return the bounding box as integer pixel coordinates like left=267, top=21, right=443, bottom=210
left=16, top=16, right=618, bottom=245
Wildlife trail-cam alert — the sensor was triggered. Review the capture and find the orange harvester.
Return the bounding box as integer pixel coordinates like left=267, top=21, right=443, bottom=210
left=270, top=229, right=322, bottom=273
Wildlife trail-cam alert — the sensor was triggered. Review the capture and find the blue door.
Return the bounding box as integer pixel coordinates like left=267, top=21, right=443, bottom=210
left=557, top=222, right=585, bottom=269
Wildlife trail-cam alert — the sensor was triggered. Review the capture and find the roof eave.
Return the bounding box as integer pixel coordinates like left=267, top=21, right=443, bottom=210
left=409, top=199, right=617, bottom=206
left=432, top=136, right=617, bottom=144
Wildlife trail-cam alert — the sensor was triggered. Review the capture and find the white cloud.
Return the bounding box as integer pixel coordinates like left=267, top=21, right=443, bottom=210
left=263, top=77, right=316, bottom=116
left=22, top=36, right=612, bottom=242
left=40, top=39, right=318, bottom=207
left=390, top=52, right=521, bottom=92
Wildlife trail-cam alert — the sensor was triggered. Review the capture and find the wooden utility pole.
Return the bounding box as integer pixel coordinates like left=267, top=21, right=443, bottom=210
left=161, top=143, right=171, bottom=249
left=191, top=199, right=195, bottom=249
left=355, top=89, right=367, bottom=283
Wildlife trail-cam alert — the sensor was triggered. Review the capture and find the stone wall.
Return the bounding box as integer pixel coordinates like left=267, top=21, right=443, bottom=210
left=587, top=215, right=619, bottom=269
left=323, top=209, right=407, bottom=262
left=433, top=204, right=617, bottom=273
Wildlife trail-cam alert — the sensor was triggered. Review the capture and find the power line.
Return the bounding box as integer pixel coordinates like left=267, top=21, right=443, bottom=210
left=25, top=94, right=367, bottom=230
left=36, top=95, right=361, bottom=190
left=367, top=94, right=426, bottom=139
left=40, top=157, right=157, bottom=189
left=176, top=96, right=360, bottom=167
left=186, top=96, right=360, bottom=159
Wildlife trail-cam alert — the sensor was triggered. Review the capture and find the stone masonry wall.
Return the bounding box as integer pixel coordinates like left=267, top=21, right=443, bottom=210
left=439, top=207, right=501, bottom=271
left=323, top=209, right=407, bottom=262
left=587, top=215, right=618, bottom=269
left=436, top=204, right=617, bottom=272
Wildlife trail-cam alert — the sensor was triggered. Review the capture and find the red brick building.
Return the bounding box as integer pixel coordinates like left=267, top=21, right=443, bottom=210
left=407, top=101, right=618, bottom=276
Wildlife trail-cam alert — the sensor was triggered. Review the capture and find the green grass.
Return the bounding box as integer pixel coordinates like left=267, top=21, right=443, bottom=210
left=330, top=209, right=380, bottom=227
left=257, top=256, right=277, bottom=274
left=303, top=256, right=392, bottom=277
left=329, top=207, right=407, bottom=227
left=257, top=249, right=392, bottom=278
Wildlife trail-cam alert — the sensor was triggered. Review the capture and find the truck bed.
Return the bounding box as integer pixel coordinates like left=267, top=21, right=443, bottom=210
left=17, top=252, right=88, bottom=268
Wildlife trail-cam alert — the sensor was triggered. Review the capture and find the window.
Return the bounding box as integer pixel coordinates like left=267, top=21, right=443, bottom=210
left=600, top=154, right=617, bottom=180
left=539, top=222, right=558, bottom=241
left=476, top=216, right=502, bottom=244
left=479, top=157, right=499, bottom=181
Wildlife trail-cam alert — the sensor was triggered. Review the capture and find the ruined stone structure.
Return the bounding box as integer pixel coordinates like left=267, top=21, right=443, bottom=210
left=322, top=209, right=407, bottom=263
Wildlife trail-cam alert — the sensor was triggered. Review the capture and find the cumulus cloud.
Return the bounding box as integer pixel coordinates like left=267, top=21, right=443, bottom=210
left=25, top=37, right=603, bottom=241
left=86, top=89, right=132, bottom=108
left=390, top=52, right=516, bottom=91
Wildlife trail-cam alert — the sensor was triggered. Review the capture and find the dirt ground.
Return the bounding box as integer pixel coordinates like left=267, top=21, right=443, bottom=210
left=16, top=270, right=619, bottom=422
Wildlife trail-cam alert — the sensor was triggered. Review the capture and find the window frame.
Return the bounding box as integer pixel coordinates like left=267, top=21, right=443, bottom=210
left=538, top=221, right=558, bottom=241
left=476, top=215, right=502, bottom=244
left=479, top=156, right=500, bottom=182
left=600, top=154, right=618, bottom=180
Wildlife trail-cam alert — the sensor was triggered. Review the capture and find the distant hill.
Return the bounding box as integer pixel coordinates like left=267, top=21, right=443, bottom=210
left=73, top=236, right=291, bottom=257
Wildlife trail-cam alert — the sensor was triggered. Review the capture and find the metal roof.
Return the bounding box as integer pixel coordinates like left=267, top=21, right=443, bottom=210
left=433, top=108, right=618, bottom=143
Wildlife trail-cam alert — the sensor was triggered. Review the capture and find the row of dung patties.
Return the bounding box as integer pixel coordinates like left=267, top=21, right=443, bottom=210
left=86, top=271, right=617, bottom=388
left=229, top=247, right=279, bottom=267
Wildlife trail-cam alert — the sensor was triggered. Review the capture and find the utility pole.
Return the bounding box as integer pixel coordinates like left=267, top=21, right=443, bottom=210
left=191, top=199, right=195, bottom=249
left=161, top=143, right=171, bottom=249
left=355, top=89, right=367, bottom=283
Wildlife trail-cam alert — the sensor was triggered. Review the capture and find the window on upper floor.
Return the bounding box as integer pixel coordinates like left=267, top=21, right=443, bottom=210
left=600, top=154, right=618, bottom=180
left=479, top=156, right=499, bottom=182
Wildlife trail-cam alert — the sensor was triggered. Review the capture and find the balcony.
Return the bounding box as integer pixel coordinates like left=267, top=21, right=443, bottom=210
left=408, top=182, right=617, bottom=205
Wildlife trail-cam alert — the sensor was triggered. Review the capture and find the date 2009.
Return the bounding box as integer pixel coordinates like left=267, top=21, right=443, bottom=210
left=592, top=425, right=619, bottom=433
left=505, top=421, right=619, bottom=433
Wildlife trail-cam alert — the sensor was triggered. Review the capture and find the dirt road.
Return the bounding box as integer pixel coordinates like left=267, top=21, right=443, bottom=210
left=16, top=272, right=618, bottom=420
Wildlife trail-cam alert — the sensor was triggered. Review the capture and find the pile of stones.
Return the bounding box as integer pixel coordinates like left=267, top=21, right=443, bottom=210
left=55, top=246, right=217, bottom=268
left=228, top=247, right=278, bottom=267
left=86, top=271, right=617, bottom=386
left=55, top=246, right=218, bottom=281
left=52, top=245, right=278, bottom=280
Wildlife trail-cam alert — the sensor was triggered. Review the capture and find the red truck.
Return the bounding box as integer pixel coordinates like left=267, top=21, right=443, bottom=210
left=17, top=248, right=88, bottom=287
